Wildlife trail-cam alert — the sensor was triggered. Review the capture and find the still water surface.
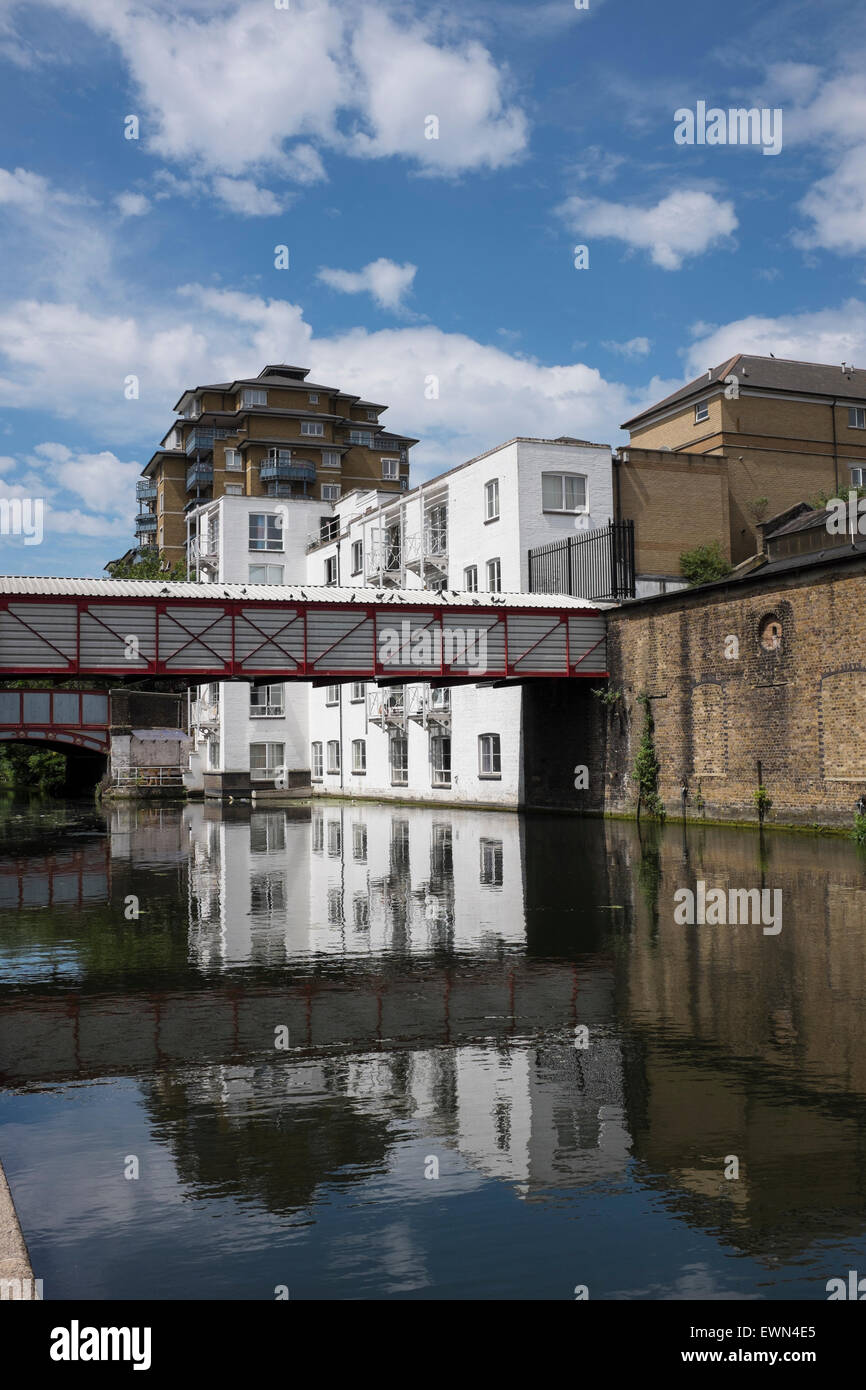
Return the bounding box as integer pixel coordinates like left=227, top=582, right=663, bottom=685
left=1, top=798, right=865, bottom=1300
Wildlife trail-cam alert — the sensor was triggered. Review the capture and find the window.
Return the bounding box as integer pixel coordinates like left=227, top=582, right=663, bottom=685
left=207, top=738, right=219, bottom=770
left=349, top=430, right=373, bottom=446
left=694, top=400, right=709, bottom=423
left=486, top=558, right=501, bottom=592
left=390, top=733, right=408, bottom=785
left=351, top=539, right=363, bottom=574
left=308, top=392, right=319, bottom=403
left=849, top=407, right=866, bottom=429
left=249, top=563, right=284, bottom=584
left=852, top=468, right=865, bottom=487
left=250, top=813, right=286, bottom=855
left=352, top=822, right=367, bottom=862
left=759, top=613, right=783, bottom=652
left=301, top=420, right=324, bottom=436
left=485, top=478, right=500, bottom=521
left=225, top=448, right=242, bottom=471
left=325, top=685, right=339, bottom=705
left=327, top=821, right=342, bottom=857
left=430, top=734, right=451, bottom=787
left=224, top=484, right=244, bottom=495
left=320, top=517, right=339, bottom=542
left=350, top=682, right=366, bottom=702
left=250, top=741, right=285, bottom=780
left=249, top=513, right=283, bottom=551
left=542, top=472, right=587, bottom=513
left=478, top=732, right=501, bottom=778
left=311, top=741, right=323, bottom=780
left=353, top=894, right=369, bottom=929
left=324, top=555, right=338, bottom=585
left=429, top=577, right=446, bottom=593
left=464, top=564, right=478, bottom=592
left=322, top=450, right=341, bottom=469
left=479, top=837, right=503, bottom=886
left=327, top=740, right=341, bottom=774
left=250, top=683, right=284, bottom=717
left=322, top=484, right=341, bottom=502
left=352, top=739, right=366, bottom=773
left=366, top=409, right=377, bottom=421
left=430, top=686, right=450, bottom=712
left=381, top=458, right=399, bottom=480
left=242, top=388, right=267, bottom=407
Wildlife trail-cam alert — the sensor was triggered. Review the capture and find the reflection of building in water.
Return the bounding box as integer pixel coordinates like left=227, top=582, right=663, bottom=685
left=183, top=800, right=528, bottom=965
left=0, top=838, right=110, bottom=909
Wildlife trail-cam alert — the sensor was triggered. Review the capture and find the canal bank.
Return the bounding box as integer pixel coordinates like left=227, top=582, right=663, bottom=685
left=0, top=1156, right=37, bottom=1299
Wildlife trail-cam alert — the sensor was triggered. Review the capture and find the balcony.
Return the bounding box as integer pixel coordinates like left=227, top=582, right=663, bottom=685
left=367, top=687, right=406, bottom=728
left=408, top=687, right=451, bottom=726
left=404, top=527, right=448, bottom=575
left=136, top=480, right=157, bottom=501
left=186, top=460, right=214, bottom=491
left=259, top=456, right=316, bottom=483
left=135, top=511, right=157, bottom=532
left=185, top=428, right=215, bottom=456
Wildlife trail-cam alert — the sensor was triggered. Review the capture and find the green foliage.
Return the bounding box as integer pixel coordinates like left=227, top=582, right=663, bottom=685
left=679, top=540, right=732, bottom=587
left=811, top=484, right=866, bottom=510
left=748, top=496, right=769, bottom=523
left=753, top=785, right=773, bottom=822
left=106, top=551, right=188, bottom=582
left=592, top=686, right=623, bottom=707
left=632, top=693, right=666, bottom=821
left=852, top=811, right=866, bottom=845
left=0, top=746, right=65, bottom=792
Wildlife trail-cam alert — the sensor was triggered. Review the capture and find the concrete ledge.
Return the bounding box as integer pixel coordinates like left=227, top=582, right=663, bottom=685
left=0, top=1158, right=38, bottom=1299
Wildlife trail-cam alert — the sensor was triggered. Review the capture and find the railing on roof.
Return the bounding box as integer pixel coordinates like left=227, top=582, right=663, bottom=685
left=528, top=520, right=635, bottom=602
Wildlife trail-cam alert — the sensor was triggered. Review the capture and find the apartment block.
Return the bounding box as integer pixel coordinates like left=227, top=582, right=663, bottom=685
left=182, top=435, right=613, bottom=806
left=619, top=354, right=866, bottom=575
left=134, top=364, right=416, bottom=567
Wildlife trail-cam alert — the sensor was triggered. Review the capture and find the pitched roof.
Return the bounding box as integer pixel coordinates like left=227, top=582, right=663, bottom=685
left=622, top=354, right=866, bottom=430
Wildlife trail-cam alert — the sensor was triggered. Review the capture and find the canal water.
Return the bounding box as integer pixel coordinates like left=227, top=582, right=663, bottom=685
left=1, top=797, right=865, bottom=1300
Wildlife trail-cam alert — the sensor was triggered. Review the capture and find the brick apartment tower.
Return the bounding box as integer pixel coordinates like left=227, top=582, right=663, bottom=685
left=133, top=364, right=418, bottom=567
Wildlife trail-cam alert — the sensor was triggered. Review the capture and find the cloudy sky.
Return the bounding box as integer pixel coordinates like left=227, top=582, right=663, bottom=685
left=1, top=0, right=865, bottom=574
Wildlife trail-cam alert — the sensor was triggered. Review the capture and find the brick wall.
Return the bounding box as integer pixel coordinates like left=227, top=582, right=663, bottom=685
left=599, top=553, right=866, bottom=827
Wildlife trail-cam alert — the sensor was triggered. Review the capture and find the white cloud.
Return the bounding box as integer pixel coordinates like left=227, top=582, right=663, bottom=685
left=602, top=337, right=652, bottom=359
left=115, top=191, right=150, bottom=218
left=211, top=177, right=284, bottom=216
left=684, top=300, right=866, bottom=378
left=4, top=0, right=527, bottom=182
left=0, top=164, right=110, bottom=296
left=560, top=189, right=738, bottom=270
left=317, top=258, right=417, bottom=313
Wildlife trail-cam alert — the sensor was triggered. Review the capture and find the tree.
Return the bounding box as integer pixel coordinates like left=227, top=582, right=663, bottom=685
left=105, top=551, right=188, bottom=582
left=679, top=540, right=732, bottom=587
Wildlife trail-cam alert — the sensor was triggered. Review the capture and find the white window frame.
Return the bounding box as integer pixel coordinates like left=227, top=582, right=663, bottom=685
left=250, top=683, right=285, bottom=718
left=348, top=430, right=373, bottom=447
left=351, top=539, right=363, bottom=575
left=389, top=733, right=408, bottom=786
left=250, top=741, right=285, bottom=780
left=326, top=740, right=341, bottom=775
left=366, top=409, right=378, bottom=421
left=224, top=448, right=243, bottom=471
left=381, top=458, right=399, bottom=480
left=325, top=684, right=339, bottom=706
left=485, top=478, right=500, bottom=521
left=321, top=450, right=341, bottom=469
left=249, top=513, right=283, bottom=552
left=242, top=388, right=267, bottom=408
left=249, top=563, right=284, bottom=584
left=851, top=467, right=866, bottom=487
left=352, top=739, right=366, bottom=774
left=224, top=484, right=244, bottom=495
left=350, top=681, right=366, bottom=702
left=324, top=555, right=338, bottom=585
left=308, top=392, right=319, bottom=403
left=430, top=733, right=451, bottom=788
left=311, top=741, right=323, bottom=780
left=541, top=471, right=588, bottom=514
left=486, top=557, right=501, bottom=592
left=322, top=484, right=341, bottom=502
left=478, top=732, right=502, bottom=778
left=301, top=420, right=325, bottom=436
left=694, top=400, right=709, bottom=423
left=463, top=565, right=478, bottom=592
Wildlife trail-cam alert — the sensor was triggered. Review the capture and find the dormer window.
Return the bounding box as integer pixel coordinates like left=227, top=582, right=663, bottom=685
left=366, top=410, right=377, bottom=421
left=242, top=388, right=267, bottom=408
left=309, top=392, right=319, bottom=403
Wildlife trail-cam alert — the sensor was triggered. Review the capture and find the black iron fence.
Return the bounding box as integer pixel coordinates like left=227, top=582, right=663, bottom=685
left=528, top=520, right=635, bottom=601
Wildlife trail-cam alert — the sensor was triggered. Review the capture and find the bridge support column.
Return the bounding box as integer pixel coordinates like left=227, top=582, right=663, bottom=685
left=520, top=681, right=608, bottom=812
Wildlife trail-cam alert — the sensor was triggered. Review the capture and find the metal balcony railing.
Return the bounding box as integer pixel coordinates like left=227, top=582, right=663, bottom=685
left=135, top=512, right=157, bottom=532
left=260, top=458, right=316, bottom=482
left=186, top=461, right=214, bottom=490
left=136, top=480, right=157, bottom=500
left=185, top=428, right=215, bottom=456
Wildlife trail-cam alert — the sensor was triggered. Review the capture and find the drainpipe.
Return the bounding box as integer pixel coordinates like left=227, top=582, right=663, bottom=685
left=831, top=397, right=839, bottom=495
left=614, top=449, right=623, bottom=522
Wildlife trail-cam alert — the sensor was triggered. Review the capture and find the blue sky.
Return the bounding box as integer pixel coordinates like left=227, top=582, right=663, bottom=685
left=1, top=0, right=865, bottom=575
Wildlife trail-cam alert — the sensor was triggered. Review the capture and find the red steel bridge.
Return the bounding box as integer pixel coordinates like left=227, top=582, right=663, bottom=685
left=0, top=578, right=608, bottom=684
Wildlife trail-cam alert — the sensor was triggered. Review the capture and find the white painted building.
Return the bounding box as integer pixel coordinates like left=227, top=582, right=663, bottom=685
left=184, top=436, right=614, bottom=807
